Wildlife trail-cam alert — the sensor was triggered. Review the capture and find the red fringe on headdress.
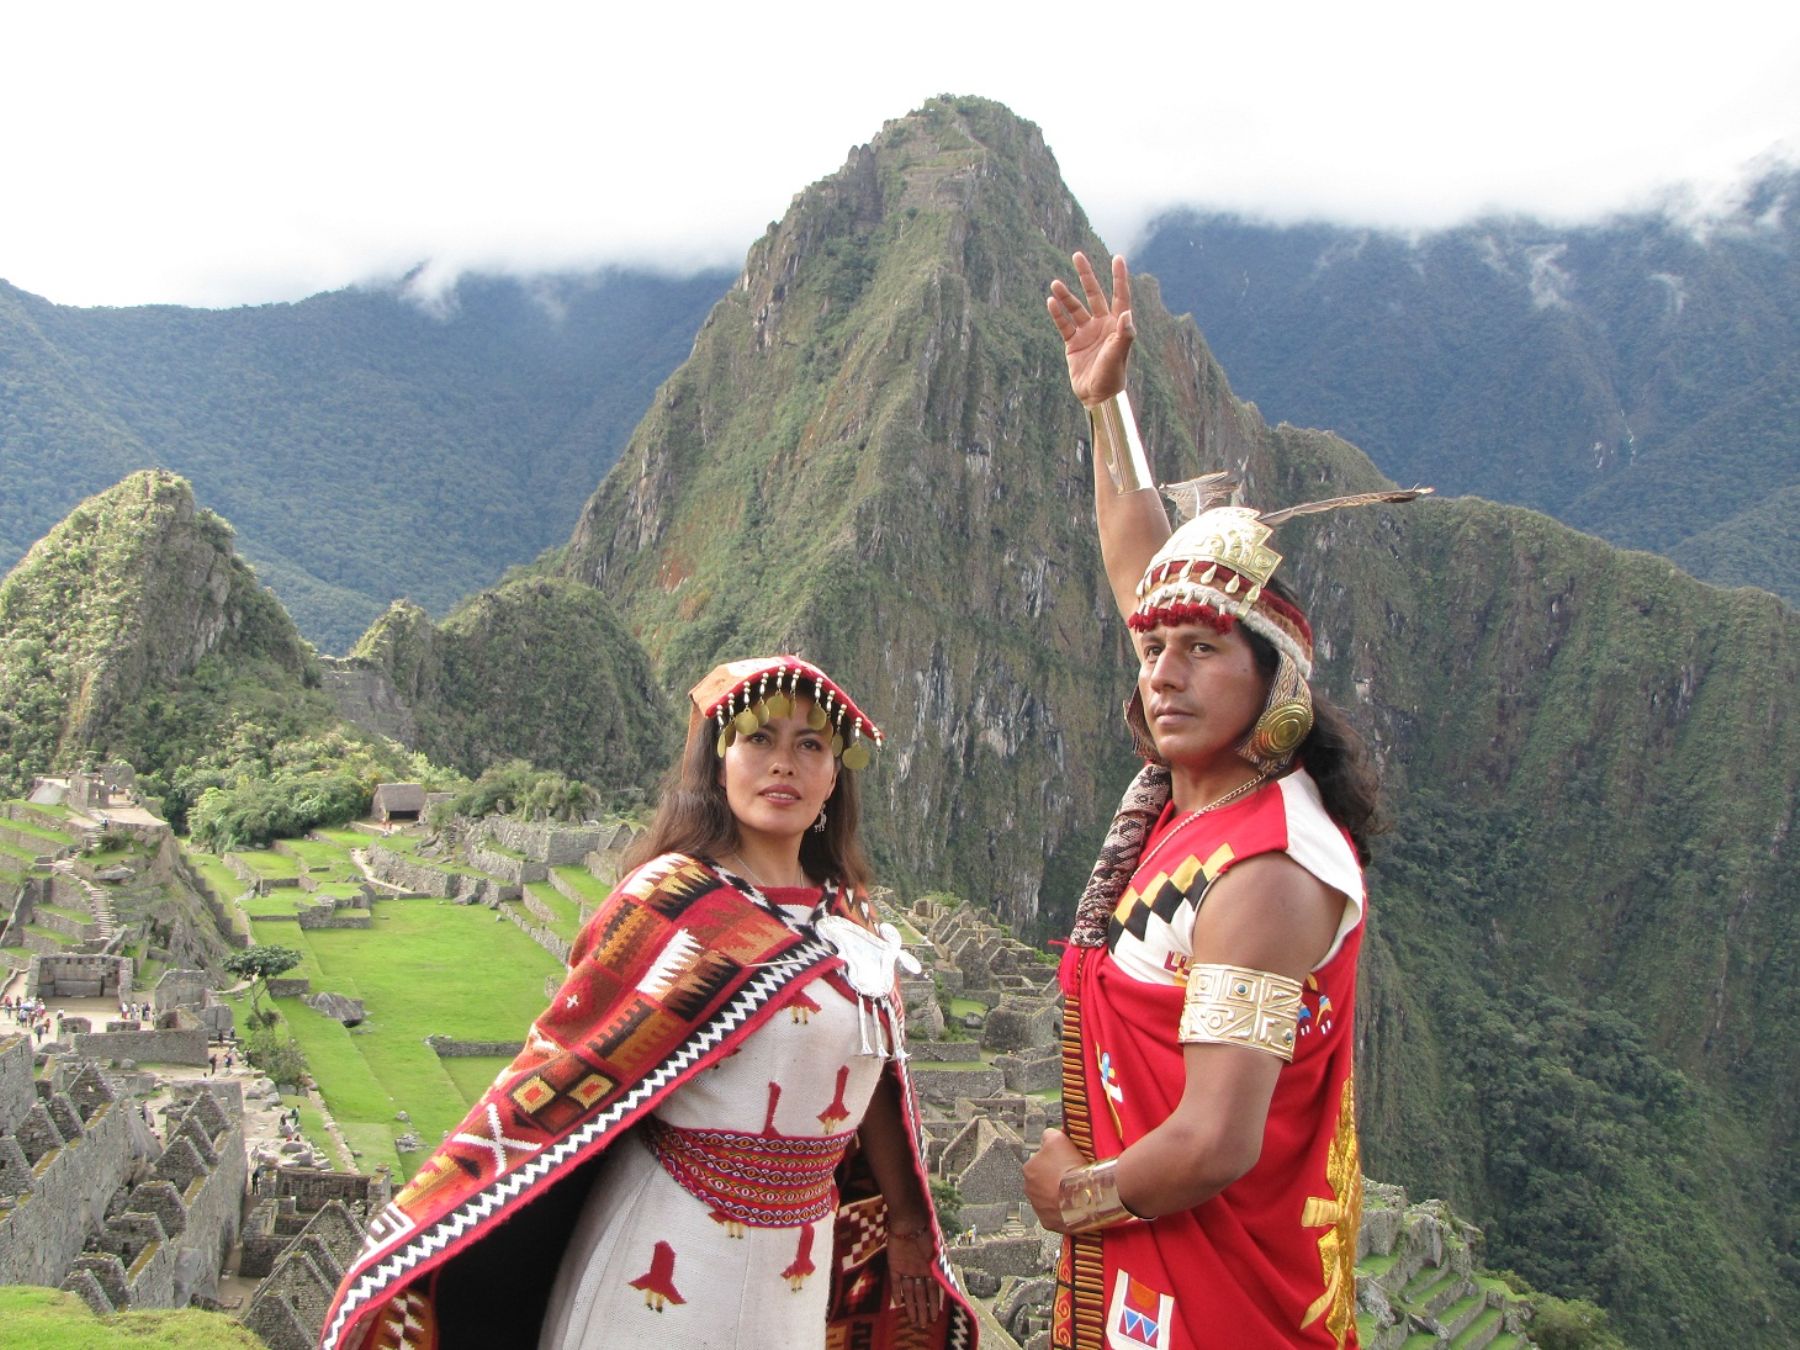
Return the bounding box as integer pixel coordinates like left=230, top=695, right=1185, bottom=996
left=1127, top=602, right=1237, bottom=634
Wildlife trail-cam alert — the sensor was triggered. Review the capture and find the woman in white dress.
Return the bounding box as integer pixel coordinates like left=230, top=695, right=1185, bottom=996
left=319, top=656, right=975, bottom=1350
left=538, top=655, right=955, bottom=1347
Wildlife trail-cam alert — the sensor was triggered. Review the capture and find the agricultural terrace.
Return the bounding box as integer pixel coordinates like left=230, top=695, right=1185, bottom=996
left=194, top=827, right=565, bottom=1178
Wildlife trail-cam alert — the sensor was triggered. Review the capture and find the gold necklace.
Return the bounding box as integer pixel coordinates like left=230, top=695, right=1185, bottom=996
left=1136, top=771, right=1272, bottom=875
left=727, top=852, right=810, bottom=892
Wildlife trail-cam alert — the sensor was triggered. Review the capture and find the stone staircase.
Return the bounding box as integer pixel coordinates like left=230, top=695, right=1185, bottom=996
left=49, top=858, right=117, bottom=944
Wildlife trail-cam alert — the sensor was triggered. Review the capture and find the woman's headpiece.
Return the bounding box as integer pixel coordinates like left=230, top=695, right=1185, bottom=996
left=689, top=655, right=884, bottom=770
left=1128, top=475, right=1430, bottom=770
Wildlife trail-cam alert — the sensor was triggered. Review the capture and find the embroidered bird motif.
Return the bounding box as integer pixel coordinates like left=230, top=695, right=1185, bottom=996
left=818, top=1065, right=851, bottom=1132
left=629, top=1240, right=685, bottom=1311
left=762, top=1081, right=784, bottom=1138
left=781, top=1225, right=816, bottom=1291
left=709, top=1208, right=746, bottom=1238
left=787, top=989, right=822, bottom=1024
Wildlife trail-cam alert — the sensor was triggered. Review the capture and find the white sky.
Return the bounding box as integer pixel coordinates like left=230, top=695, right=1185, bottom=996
left=5, top=0, right=1797, bottom=308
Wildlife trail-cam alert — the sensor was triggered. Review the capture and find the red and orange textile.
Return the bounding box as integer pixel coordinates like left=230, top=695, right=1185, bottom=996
left=319, top=853, right=974, bottom=1350
left=1055, top=768, right=1365, bottom=1350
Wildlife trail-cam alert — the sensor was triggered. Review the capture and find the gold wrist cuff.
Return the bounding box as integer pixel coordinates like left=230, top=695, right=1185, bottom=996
left=1057, top=1156, right=1142, bottom=1233
left=1088, top=392, right=1153, bottom=494
left=1179, top=963, right=1303, bottom=1062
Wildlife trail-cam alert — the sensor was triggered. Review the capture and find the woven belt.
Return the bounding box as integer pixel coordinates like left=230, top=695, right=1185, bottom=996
left=644, top=1117, right=854, bottom=1228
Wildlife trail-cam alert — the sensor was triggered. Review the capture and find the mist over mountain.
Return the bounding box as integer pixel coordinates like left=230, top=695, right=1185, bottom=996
left=0, top=267, right=731, bottom=651
left=1135, top=178, right=1800, bottom=603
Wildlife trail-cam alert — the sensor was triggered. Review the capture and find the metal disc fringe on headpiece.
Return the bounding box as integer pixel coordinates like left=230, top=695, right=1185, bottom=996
left=688, top=656, right=884, bottom=770
left=1128, top=476, right=1432, bottom=770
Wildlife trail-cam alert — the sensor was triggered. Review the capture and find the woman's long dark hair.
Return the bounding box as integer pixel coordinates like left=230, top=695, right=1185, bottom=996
left=622, top=709, right=875, bottom=894
left=1245, top=578, right=1386, bottom=864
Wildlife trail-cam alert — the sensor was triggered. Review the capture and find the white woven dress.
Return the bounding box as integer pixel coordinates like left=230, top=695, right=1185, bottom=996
left=539, top=893, right=889, bottom=1350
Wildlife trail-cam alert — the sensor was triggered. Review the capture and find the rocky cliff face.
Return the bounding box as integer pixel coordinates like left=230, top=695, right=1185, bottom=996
left=559, top=97, right=1797, bottom=1342
left=0, top=470, right=321, bottom=795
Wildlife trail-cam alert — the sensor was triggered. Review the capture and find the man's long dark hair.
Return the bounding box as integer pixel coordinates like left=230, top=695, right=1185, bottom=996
left=1245, top=578, right=1386, bottom=863
left=622, top=710, right=876, bottom=894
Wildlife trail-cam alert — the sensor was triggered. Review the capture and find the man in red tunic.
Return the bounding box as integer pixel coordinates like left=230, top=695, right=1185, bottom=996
left=1024, top=252, right=1424, bottom=1350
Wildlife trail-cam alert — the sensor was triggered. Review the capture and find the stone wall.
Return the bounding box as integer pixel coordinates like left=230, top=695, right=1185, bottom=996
left=466, top=839, right=547, bottom=885
left=73, top=1026, right=209, bottom=1067
left=497, top=899, right=571, bottom=963
left=483, top=817, right=608, bottom=867
left=28, top=953, right=132, bottom=999
left=0, top=1060, right=139, bottom=1290
left=0, top=1035, right=31, bottom=1134
left=365, top=845, right=517, bottom=904
left=426, top=1035, right=525, bottom=1058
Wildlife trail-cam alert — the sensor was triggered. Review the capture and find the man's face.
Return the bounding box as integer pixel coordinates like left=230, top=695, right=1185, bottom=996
left=1134, top=619, right=1269, bottom=774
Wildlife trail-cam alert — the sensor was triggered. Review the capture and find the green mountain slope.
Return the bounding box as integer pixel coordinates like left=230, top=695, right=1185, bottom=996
left=1134, top=187, right=1800, bottom=602
left=0, top=268, right=730, bottom=651
left=342, top=577, right=673, bottom=791
left=0, top=470, right=334, bottom=800
left=560, top=97, right=1797, bottom=1343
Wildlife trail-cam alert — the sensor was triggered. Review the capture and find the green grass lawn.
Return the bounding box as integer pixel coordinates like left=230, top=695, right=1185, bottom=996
left=183, top=847, right=250, bottom=901
left=439, top=1054, right=515, bottom=1106
left=280, top=836, right=360, bottom=878
left=242, top=891, right=306, bottom=918
left=316, top=826, right=374, bottom=849
left=524, top=882, right=583, bottom=940
left=253, top=899, right=560, bottom=1178
left=0, top=814, right=75, bottom=846
left=0, top=1286, right=264, bottom=1349
left=307, top=881, right=368, bottom=901
left=550, top=865, right=612, bottom=908
left=230, top=848, right=302, bottom=880
left=948, top=996, right=988, bottom=1018
left=0, top=837, right=46, bottom=864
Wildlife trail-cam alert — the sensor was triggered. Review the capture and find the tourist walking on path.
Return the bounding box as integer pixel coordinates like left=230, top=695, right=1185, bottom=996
left=1024, top=252, right=1425, bottom=1350
left=323, top=656, right=974, bottom=1350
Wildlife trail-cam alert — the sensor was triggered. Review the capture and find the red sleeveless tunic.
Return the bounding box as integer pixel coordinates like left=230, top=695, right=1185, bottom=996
left=1056, top=770, right=1364, bottom=1350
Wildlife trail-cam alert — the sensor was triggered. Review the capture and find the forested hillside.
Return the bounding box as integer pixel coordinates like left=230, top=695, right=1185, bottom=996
left=0, top=267, right=730, bottom=650
left=1135, top=178, right=1800, bottom=602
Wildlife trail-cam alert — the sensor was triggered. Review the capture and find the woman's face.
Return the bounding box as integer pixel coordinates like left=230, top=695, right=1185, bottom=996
left=719, top=700, right=839, bottom=845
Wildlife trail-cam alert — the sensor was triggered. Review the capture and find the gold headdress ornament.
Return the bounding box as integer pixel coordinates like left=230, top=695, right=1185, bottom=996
left=688, top=655, right=884, bottom=771
left=1129, top=476, right=1432, bottom=770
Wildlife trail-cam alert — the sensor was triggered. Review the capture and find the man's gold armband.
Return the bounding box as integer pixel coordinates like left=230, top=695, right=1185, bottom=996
left=1088, top=392, right=1153, bottom=495
left=1178, top=963, right=1303, bottom=1062
left=1057, top=1156, right=1143, bottom=1233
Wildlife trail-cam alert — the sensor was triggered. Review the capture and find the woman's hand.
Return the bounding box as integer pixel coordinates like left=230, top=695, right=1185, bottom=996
left=1022, top=1126, right=1088, bottom=1233
left=1046, top=251, right=1136, bottom=408
left=887, top=1222, right=944, bottom=1326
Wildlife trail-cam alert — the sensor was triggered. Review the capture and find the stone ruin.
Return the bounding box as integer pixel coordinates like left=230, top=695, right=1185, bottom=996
left=240, top=1168, right=390, bottom=1350
left=0, top=1034, right=246, bottom=1313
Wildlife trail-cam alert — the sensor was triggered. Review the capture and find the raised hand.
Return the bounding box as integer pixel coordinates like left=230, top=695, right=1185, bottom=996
left=1046, top=251, right=1135, bottom=407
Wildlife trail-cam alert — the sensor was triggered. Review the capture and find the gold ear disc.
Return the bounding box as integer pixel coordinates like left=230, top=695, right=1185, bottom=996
left=1248, top=700, right=1313, bottom=760
left=766, top=691, right=792, bottom=720
left=733, top=708, right=760, bottom=736
left=716, top=726, right=735, bottom=757
left=830, top=732, right=844, bottom=757
left=841, top=742, right=871, bottom=771
left=752, top=699, right=770, bottom=727
left=806, top=704, right=829, bottom=731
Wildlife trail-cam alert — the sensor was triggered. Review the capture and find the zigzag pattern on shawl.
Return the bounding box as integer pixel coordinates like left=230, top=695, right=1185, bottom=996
left=1068, top=763, right=1171, bottom=947
left=319, top=938, right=834, bottom=1350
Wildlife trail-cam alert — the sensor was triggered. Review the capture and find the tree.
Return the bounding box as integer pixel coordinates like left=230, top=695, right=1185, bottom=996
left=224, top=944, right=302, bottom=1028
